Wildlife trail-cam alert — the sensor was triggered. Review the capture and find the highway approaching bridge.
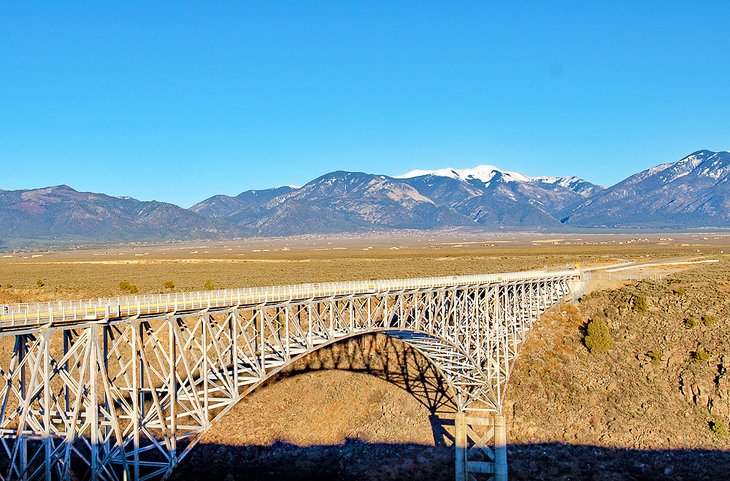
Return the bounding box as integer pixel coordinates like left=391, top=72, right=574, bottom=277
left=0, top=268, right=584, bottom=481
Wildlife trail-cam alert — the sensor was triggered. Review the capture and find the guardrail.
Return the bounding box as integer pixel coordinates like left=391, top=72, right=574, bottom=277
left=0, top=268, right=581, bottom=330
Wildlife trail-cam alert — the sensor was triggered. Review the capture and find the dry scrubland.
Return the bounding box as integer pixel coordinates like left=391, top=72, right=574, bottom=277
left=1, top=235, right=729, bottom=480
left=0, top=236, right=724, bottom=303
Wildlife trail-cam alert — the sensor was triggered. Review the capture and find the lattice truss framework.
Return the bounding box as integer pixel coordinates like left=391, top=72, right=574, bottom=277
left=0, top=275, right=573, bottom=480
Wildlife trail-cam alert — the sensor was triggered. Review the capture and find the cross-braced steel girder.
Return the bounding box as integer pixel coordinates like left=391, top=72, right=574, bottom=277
left=0, top=270, right=581, bottom=480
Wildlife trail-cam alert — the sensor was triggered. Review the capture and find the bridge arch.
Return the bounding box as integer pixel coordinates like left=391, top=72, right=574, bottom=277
left=229, top=329, right=467, bottom=410
left=171, top=332, right=461, bottom=481
left=159, top=327, right=479, bottom=474
left=193, top=331, right=461, bottom=432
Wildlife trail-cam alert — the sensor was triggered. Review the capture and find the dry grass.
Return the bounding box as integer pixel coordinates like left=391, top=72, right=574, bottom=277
left=1, top=240, right=725, bottom=303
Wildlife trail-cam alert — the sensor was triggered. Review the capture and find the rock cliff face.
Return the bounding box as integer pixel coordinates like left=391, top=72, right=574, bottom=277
left=680, top=356, right=730, bottom=420
left=509, top=260, right=730, bottom=458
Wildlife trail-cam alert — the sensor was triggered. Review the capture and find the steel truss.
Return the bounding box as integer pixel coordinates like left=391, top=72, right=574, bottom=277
left=0, top=273, right=577, bottom=480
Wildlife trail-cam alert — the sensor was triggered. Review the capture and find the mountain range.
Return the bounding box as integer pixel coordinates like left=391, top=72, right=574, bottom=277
left=564, top=150, right=730, bottom=227
left=1, top=150, right=728, bottom=247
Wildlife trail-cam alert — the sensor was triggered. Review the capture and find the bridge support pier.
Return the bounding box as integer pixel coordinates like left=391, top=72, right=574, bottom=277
left=455, top=413, right=507, bottom=481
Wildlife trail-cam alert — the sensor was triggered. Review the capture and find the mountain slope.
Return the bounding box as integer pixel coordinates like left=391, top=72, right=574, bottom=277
left=248, top=172, right=468, bottom=235
left=398, top=165, right=603, bottom=225
left=0, top=185, right=234, bottom=246
left=191, top=186, right=296, bottom=220
left=191, top=186, right=297, bottom=228
left=401, top=173, right=558, bottom=227
left=565, top=150, right=730, bottom=227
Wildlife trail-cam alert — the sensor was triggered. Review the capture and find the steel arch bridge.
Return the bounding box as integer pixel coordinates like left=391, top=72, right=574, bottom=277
left=0, top=268, right=583, bottom=481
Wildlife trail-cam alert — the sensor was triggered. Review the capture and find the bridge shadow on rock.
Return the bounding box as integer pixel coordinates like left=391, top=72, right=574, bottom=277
left=257, top=333, right=460, bottom=446
left=169, top=441, right=730, bottom=481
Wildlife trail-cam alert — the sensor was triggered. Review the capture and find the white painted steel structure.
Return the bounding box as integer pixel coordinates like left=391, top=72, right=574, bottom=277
left=0, top=268, right=582, bottom=481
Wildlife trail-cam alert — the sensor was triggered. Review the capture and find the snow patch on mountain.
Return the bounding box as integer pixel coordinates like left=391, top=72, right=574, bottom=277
left=397, top=165, right=531, bottom=184
left=397, top=166, right=597, bottom=190
left=534, top=176, right=588, bottom=188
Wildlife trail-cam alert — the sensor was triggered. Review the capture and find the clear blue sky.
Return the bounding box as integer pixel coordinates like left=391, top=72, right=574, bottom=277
left=1, top=2, right=729, bottom=207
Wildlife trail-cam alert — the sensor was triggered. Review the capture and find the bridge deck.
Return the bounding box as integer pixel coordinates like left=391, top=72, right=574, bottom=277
left=0, top=268, right=580, bottom=332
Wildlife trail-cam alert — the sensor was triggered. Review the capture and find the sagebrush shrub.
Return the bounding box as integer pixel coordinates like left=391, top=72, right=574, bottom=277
left=702, top=315, right=716, bottom=327
left=584, top=319, right=614, bottom=355
left=633, top=295, right=648, bottom=313
left=646, top=350, right=663, bottom=365
left=119, top=281, right=138, bottom=294
left=691, top=348, right=710, bottom=363
left=710, top=420, right=728, bottom=437
left=684, top=316, right=697, bottom=329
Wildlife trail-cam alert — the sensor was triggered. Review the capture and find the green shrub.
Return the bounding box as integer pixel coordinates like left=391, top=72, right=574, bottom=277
left=710, top=420, right=728, bottom=437
left=684, top=316, right=697, bottom=329
left=633, top=295, right=648, bottom=313
left=36, top=279, right=44, bottom=288
left=691, top=348, right=710, bottom=363
left=583, top=319, right=614, bottom=355
left=646, top=350, right=663, bottom=365
left=204, top=280, right=216, bottom=291
left=163, top=281, right=175, bottom=290
left=673, top=286, right=686, bottom=296
left=119, top=281, right=138, bottom=294
left=702, top=315, right=716, bottom=327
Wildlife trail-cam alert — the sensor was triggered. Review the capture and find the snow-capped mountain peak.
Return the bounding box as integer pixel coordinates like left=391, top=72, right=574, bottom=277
left=396, top=164, right=531, bottom=184
left=660, top=150, right=729, bottom=183
left=534, top=175, right=580, bottom=187
left=396, top=165, right=601, bottom=195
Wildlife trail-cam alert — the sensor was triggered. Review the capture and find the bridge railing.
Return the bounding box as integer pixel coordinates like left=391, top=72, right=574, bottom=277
left=0, top=269, right=581, bottom=330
